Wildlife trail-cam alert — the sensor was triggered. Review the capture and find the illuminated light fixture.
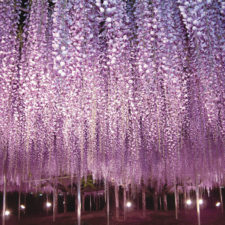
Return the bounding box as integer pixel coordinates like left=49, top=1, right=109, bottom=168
left=4, top=210, right=11, bottom=216
left=20, top=205, right=26, bottom=210
left=186, top=199, right=192, bottom=205
left=216, top=202, right=221, bottom=207
left=126, top=201, right=132, bottom=208
left=39, top=193, right=43, bottom=196
left=20, top=205, right=26, bottom=209
left=46, top=202, right=52, bottom=208
left=199, top=199, right=203, bottom=205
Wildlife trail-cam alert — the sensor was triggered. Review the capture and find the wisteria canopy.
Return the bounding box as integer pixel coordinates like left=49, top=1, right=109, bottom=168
left=0, top=0, right=224, bottom=191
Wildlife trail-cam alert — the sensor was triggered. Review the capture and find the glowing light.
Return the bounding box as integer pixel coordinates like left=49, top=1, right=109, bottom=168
left=46, top=202, right=52, bottom=208
left=126, top=201, right=132, bottom=208
left=186, top=199, right=192, bottom=205
left=4, top=210, right=10, bottom=216
left=216, top=202, right=221, bottom=207
left=199, top=199, right=203, bottom=205
left=20, top=205, right=26, bottom=210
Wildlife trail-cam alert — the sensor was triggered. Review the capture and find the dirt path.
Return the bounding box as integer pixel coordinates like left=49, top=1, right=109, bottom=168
left=3, top=209, right=225, bottom=225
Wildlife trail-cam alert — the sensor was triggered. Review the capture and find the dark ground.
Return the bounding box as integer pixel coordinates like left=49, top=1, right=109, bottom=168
left=2, top=209, right=225, bottom=225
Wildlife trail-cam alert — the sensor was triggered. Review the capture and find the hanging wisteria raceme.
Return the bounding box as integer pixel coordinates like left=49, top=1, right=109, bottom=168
left=19, top=0, right=54, bottom=183
left=0, top=0, right=21, bottom=186
left=153, top=0, right=189, bottom=185
left=0, top=0, right=224, bottom=191
left=51, top=0, right=72, bottom=178
left=178, top=0, right=225, bottom=186
left=100, top=0, right=141, bottom=185
left=65, top=0, right=95, bottom=178
left=134, top=0, right=189, bottom=186
left=135, top=0, right=155, bottom=185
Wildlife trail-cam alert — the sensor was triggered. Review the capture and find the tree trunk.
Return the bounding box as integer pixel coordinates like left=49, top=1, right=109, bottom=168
left=18, top=190, right=21, bottom=221
left=159, top=196, right=162, bottom=210
left=82, top=194, right=85, bottom=212
left=46, top=194, right=49, bottom=215
left=196, top=185, right=201, bottom=225
left=90, top=195, right=92, bottom=211
left=175, top=186, right=178, bottom=220
left=64, top=192, right=67, bottom=213
left=74, top=194, right=76, bottom=213
left=183, top=187, right=187, bottom=209
left=96, top=195, right=98, bottom=211
left=107, top=182, right=110, bottom=225
left=77, top=178, right=81, bottom=225
left=154, top=192, right=158, bottom=211
left=53, top=187, right=58, bottom=222
left=219, top=187, right=224, bottom=214
left=142, top=186, right=146, bottom=217
left=137, top=192, right=140, bottom=211
left=2, top=174, right=6, bottom=225
left=163, top=194, right=168, bottom=211
left=115, top=184, right=119, bottom=220
left=123, top=187, right=127, bottom=221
